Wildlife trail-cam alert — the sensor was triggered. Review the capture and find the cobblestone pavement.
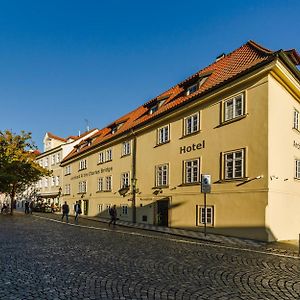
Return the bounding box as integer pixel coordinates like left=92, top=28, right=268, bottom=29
left=1, top=214, right=300, bottom=300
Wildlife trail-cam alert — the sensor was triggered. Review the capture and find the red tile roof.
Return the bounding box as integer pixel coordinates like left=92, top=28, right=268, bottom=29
left=62, top=40, right=300, bottom=163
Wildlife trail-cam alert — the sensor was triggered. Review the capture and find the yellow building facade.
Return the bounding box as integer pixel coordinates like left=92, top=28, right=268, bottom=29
left=60, top=41, right=300, bottom=241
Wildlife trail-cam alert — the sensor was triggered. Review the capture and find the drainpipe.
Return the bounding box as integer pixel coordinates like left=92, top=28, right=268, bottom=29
left=131, top=131, right=137, bottom=223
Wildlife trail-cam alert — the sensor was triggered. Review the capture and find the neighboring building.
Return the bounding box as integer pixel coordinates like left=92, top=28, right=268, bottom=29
left=60, top=41, right=300, bottom=242
left=35, top=130, right=98, bottom=206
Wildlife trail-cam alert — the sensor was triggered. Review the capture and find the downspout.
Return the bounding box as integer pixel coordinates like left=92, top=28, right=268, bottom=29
left=131, top=130, right=137, bottom=223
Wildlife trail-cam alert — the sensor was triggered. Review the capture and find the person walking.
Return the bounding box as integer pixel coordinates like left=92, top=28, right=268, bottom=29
left=29, top=201, right=34, bottom=214
left=24, top=201, right=30, bottom=214
left=61, top=201, right=69, bottom=223
left=74, top=201, right=82, bottom=224
left=108, top=205, right=117, bottom=227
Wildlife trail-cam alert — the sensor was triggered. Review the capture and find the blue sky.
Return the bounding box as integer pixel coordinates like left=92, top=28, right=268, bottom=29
left=1, top=0, right=299, bottom=150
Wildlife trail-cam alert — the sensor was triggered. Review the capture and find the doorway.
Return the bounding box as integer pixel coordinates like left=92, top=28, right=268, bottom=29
left=83, top=199, right=89, bottom=215
left=156, top=198, right=169, bottom=226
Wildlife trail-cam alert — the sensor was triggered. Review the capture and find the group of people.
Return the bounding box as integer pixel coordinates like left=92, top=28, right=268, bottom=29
left=61, top=201, right=82, bottom=224
left=24, top=201, right=34, bottom=214
left=60, top=201, right=118, bottom=227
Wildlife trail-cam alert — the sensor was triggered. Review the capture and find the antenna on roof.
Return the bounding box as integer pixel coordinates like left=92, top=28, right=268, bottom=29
left=84, top=119, right=90, bottom=132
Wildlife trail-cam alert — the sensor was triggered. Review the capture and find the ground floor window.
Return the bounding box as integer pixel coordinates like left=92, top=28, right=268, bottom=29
left=98, top=204, right=104, bottom=213
left=121, top=204, right=128, bottom=215
left=197, top=206, right=214, bottom=226
left=295, top=159, right=300, bottom=179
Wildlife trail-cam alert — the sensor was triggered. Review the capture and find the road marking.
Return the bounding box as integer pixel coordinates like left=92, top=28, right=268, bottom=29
left=33, top=215, right=299, bottom=260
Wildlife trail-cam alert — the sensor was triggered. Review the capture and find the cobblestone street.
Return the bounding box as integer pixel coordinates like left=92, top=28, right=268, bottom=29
left=1, top=214, right=300, bottom=300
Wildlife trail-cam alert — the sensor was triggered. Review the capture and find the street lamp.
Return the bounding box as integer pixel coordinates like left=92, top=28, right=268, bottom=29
left=58, top=187, right=62, bottom=205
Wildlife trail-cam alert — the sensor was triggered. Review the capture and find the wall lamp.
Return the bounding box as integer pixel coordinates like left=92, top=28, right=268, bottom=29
left=270, top=175, right=279, bottom=180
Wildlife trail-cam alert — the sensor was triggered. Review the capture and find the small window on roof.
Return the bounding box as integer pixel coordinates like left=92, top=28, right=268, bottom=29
left=186, top=76, right=209, bottom=96
left=149, top=105, right=158, bottom=115
left=111, top=126, right=117, bottom=134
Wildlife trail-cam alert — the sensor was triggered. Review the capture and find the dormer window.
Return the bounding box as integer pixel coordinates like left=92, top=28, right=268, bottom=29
left=186, top=83, right=198, bottom=96
left=186, top=75, right=209, bottom=96
left=149, top=105, right=158, bottom=115
left=111, top=126, right=117, bottom=134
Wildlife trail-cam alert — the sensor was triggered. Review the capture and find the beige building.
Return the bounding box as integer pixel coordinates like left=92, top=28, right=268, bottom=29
left=60, top=41, right=300, bottom=241
left=36, top=130, right=98, bottom=206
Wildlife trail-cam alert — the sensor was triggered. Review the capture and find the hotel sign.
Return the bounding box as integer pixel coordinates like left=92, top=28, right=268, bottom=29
left=180, top=140, right=205, bottom=154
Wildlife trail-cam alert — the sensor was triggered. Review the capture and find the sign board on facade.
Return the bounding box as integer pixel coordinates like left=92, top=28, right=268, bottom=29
left=201, top=174, right=211, bottom=193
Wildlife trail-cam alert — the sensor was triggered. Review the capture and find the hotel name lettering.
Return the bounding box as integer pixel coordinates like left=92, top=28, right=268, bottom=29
left=180, top=140, right=205, bottom=154
left=71, top=167, right=113, bottom=180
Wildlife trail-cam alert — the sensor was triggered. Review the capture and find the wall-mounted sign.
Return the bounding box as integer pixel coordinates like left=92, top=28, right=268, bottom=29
left=201, top=174, right=211, bottom=193
left=180, top=140, right=205, bottom=154
left=71, top=167, right=113, bottom=180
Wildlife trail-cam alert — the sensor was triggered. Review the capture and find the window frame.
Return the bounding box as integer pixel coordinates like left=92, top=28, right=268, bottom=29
left=198, top=206, right=214, bottom=226
left=121, top=172, right=130, bottom=189
left=294, top=109, right=300, bottom=131
left=122, top=141, right=131, bottom=157
left=223, top=149, right=245, bottom=180
left=184, top=158, right=200, bottom=184
left=79, top=181, right=87, bottom=193
left=65, top=184, right=71, bottom=195
left=223, top=93, right=245, bottom=122
left=79, top=159, right=87, bottom=170
left=184, top=112, right=200, bottom=136
left=155, top=163, right=169, bottom=187
left=97, top=177, right=104, bottom=191
left=105, top=176, right=112, bottom=191
left=295, top=159, right=300, bottom=179
left=157, top=125, right=170, bottom=145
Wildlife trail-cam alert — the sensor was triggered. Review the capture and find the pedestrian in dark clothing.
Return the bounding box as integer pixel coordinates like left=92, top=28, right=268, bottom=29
left=74, top=201, right=82, bottom=224
left=24, top=201, right=30, bottom=214
left=61, top=201, right=69, bottom=223
left=108, top=205, right=117, bottom=227
left=29, top=201, right=34, bottom=214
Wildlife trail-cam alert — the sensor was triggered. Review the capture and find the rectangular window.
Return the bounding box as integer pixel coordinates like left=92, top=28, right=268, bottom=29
left=97, top=177, right=104, bottom=191
left=184, top=113, right=199, bottom=135
left=157, top=125, right=170, bottom=145
left=39, top=160, right=43, bottom=167
left=121, top=172, right=130, bottom=188
left=98, top=151, right=105, bottom=164
left=295, top=160, right=300, bottom=179
left=155, top=164, right=169, bottom=187
left=79, top=159, right=87, bottom=170
left=44, top=178, right=48, bottom=188
left=98, top=204, right=104, bottom=213
left=149, top=105, right=158, bottom=115
left=122, top=141, right=131, bottom=156
left=51, top=176, right=55, bottom=187
left=56, top=153, right=61, bottom=163
left=56, top=176, right=60, bottom=186
left=106, top=148, right=112, bottom=161
left=79, top=181, right=87, bottom=193
left=65, top=165, right=71, bottom=175
left=186, top=83, right=198, bottom=96
left=106, top=176, right=112, bottom=191
left=224, top=149, right=245, bottom=179
left=51, top=154, right=56, bottom=165
left=121, top=205, right=128, bottom=215
left=184, top=159, right=200, bottom=184
left=44, top=158, right=48, bottom=167
left=294, top=109, right=299, bottom=130
left=199, top=206, right=214, bottom=226
left=65, top=184, right=71, bottom=195
left=224, top=93, right=244, bottom=122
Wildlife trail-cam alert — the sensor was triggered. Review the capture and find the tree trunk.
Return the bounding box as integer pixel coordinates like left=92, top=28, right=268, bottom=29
left=9, top=185, right=16, bottom=215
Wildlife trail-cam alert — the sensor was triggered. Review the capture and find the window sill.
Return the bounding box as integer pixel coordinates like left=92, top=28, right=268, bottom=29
left=216, top=114, right=247, bottom=128
left=121, top=154, right=131, bottom=158
left=96, top=190, right=112, bottom=193
left=215, top=177, right=249, bottom=183
left=152, top=185, right=169, bottom=189
left=178, top=183, right=200, bottom=187
left=179, top=130, right=200, bottom=140
left=78, top=168, right=87, bottom=172
left=154, top=140, right=170, bottom=148
left=64, top=173, right=71, bottom=176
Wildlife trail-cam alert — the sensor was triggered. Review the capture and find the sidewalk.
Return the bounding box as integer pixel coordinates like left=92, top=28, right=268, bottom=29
left=82, top=215, right=300, bottom=257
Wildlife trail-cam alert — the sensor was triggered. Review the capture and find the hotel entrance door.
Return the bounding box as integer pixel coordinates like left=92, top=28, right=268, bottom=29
left=156, top=198, right=169, bottom=226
